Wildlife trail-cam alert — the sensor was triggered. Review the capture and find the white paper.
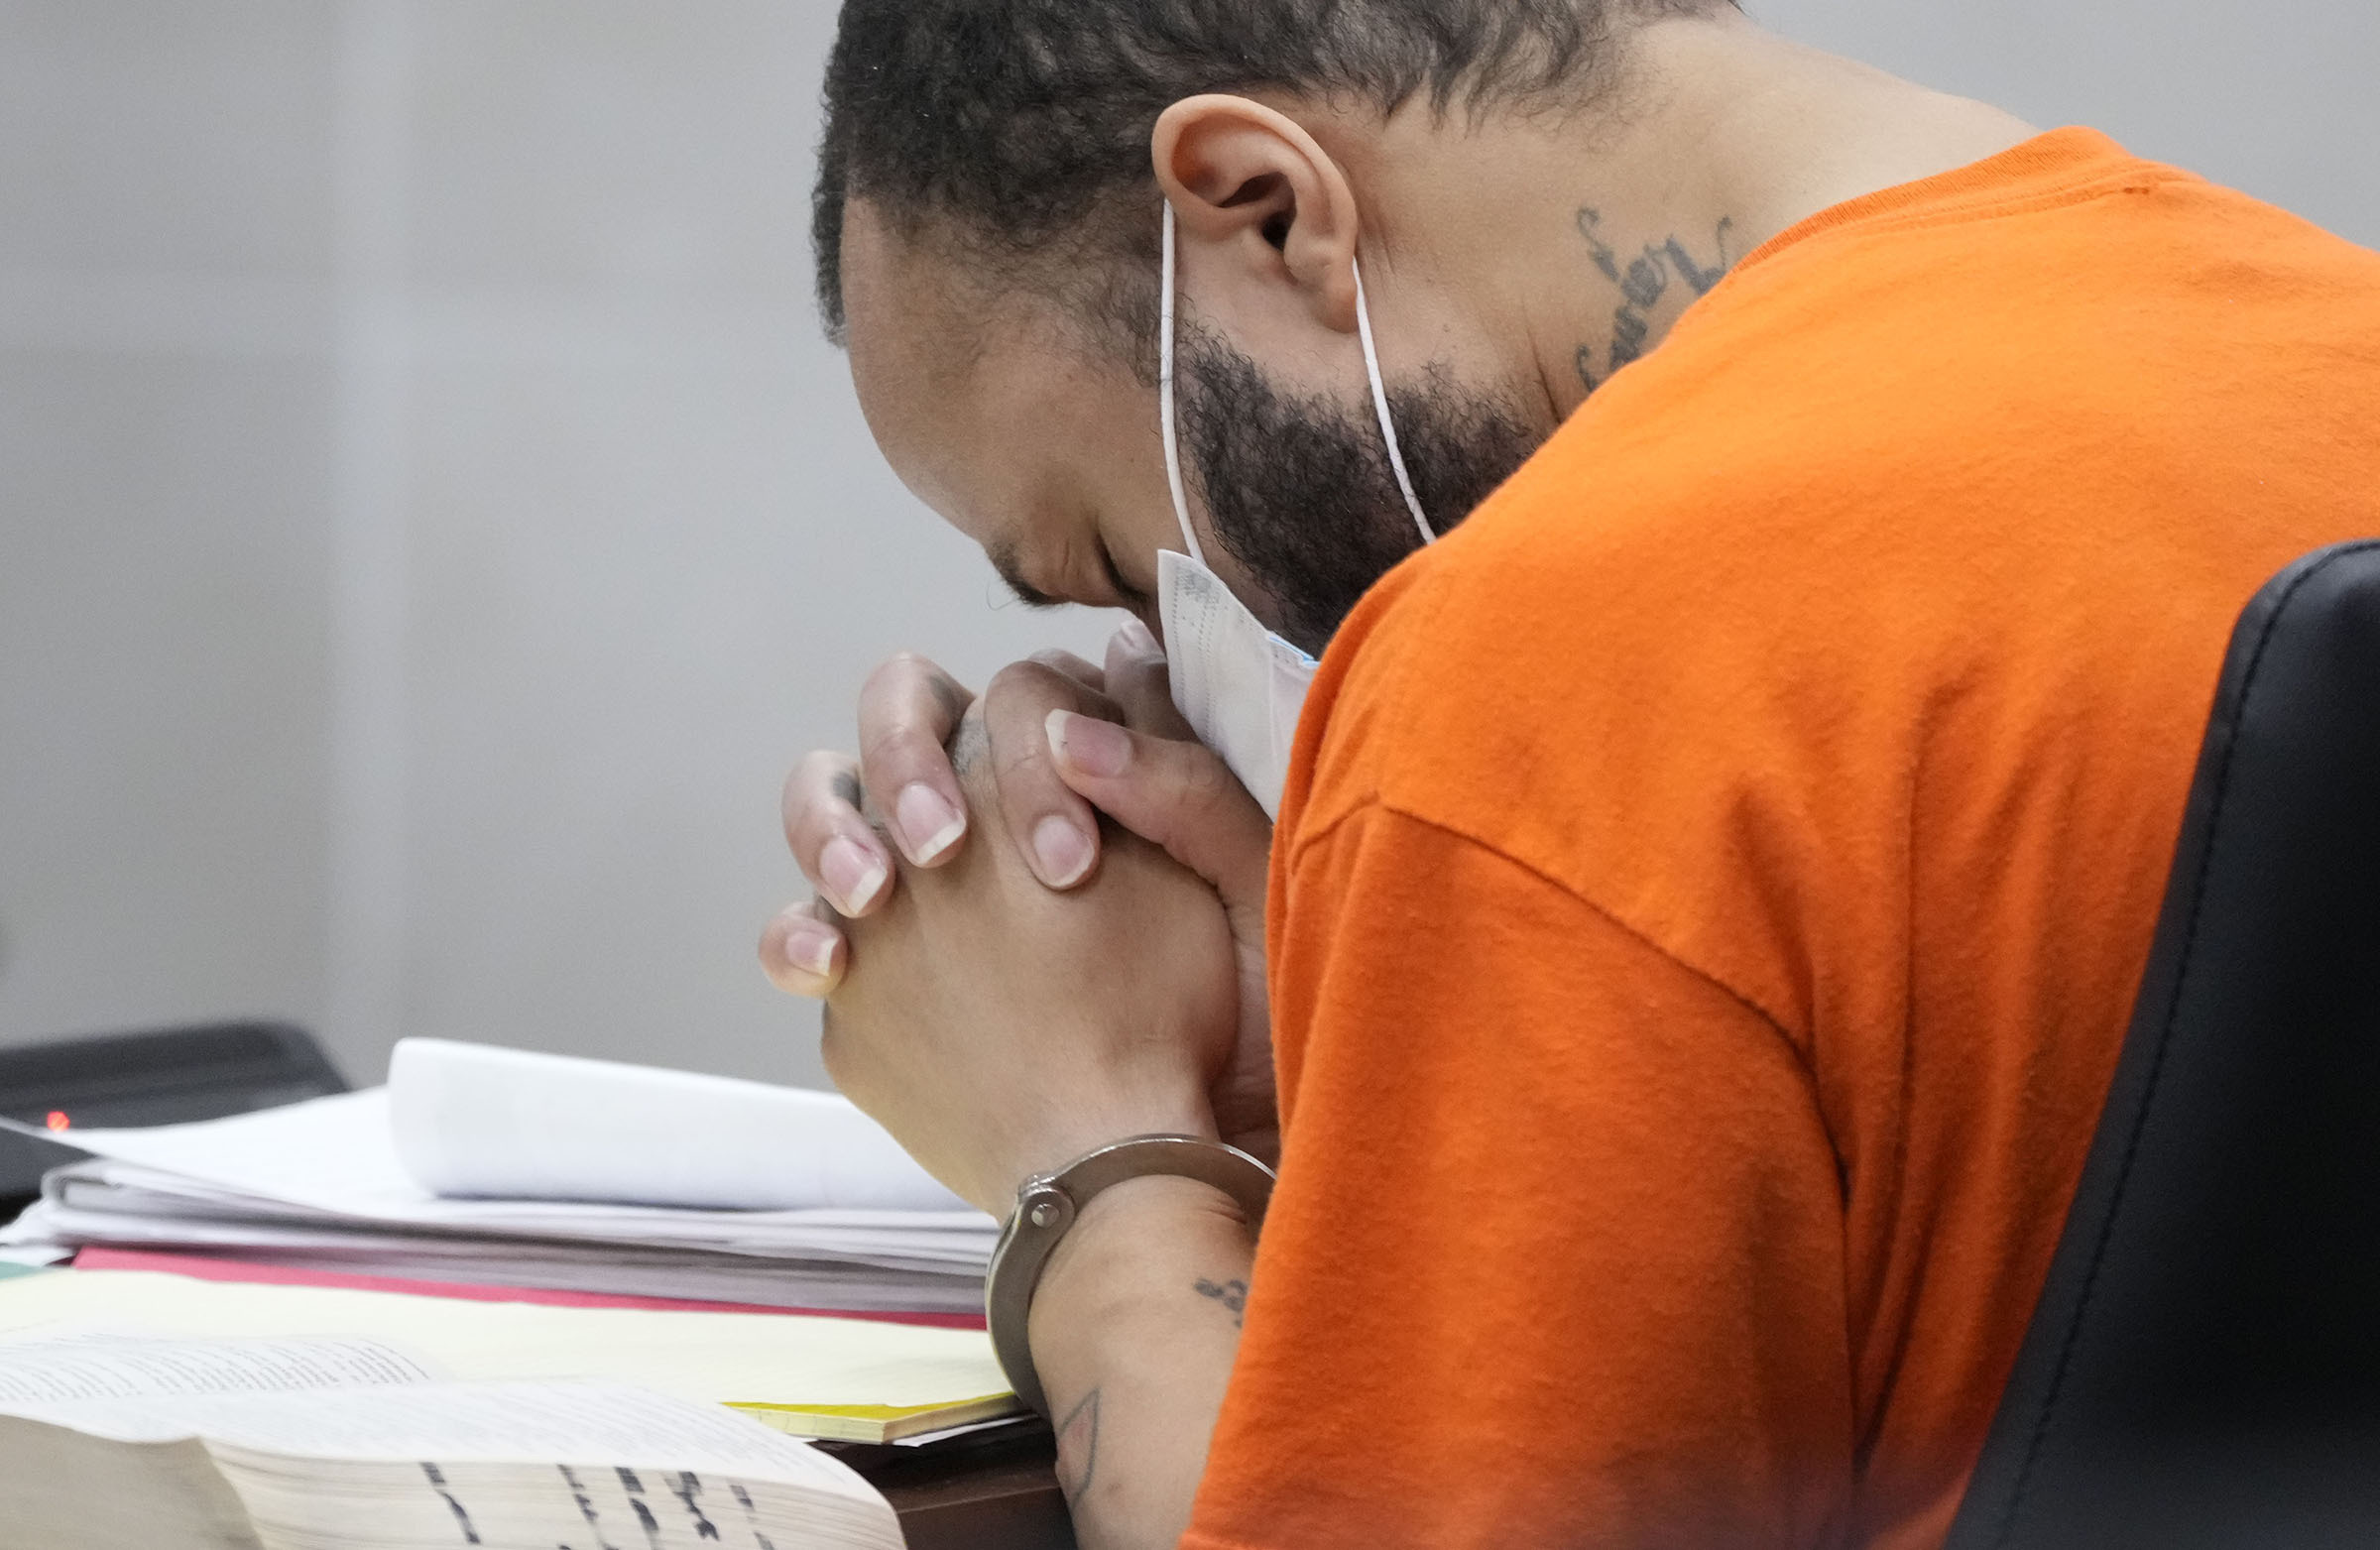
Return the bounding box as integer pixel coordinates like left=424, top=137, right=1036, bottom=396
left=0, top=1383, right=902, bottom=1550
left=26, top=1174, right=993, bottom=1266
left=219, top=1453, right=899, bottom=1550
left=0, top=1333, right=436, bottom=1404
left=192, top=1383, right=900, bottom=1549
left=0, top=1083, right=995, bottom=1302
left=0, top=1376, right=896, bottom=1550
left=12, top=1380, right=860, bottom=1479
left=0, top=1092, right=432, bottom=1219
left=388, top=1038, right=966, bottom=1212
left=0, top=1201, right=985, bottom=1313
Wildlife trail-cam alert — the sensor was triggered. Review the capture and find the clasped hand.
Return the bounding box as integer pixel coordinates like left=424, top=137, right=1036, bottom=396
left=761, top=623, right=1277, bottom=1217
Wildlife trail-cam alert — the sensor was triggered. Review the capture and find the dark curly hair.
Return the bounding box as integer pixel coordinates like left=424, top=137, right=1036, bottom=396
left=813, top=0, right=1732, bottom=346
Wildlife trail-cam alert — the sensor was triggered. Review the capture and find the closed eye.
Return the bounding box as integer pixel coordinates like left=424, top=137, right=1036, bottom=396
left=1003, top=577, right=1068, bottom=611
left=1098, top=540, right=1148, bottom=611
left=989, top=535, right=1146, bottom=613
left=988, top=540, right=1067, bottom=610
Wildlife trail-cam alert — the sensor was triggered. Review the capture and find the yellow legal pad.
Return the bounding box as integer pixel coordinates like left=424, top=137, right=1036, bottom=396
left=730, top=1391, right=1022, bottom=1443
left=0, top=1270, right=1018, bottom=1446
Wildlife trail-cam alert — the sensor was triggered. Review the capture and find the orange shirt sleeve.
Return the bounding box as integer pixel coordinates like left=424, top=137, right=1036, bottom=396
left=1185, top=799, right=1857, bottom=1550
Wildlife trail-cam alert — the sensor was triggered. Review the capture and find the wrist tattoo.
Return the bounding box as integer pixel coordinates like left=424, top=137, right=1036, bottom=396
left=1054, top=1386, right=1102, bottom=1502
left=1193, top=1275, right=1250, bottom=1329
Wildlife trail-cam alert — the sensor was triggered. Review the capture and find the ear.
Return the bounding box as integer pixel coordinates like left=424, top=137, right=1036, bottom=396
left=1150, top=94, right=1362, bottom=334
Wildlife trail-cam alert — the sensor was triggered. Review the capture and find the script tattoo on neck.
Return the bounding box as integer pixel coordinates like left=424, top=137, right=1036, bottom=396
left=1573, top=208, right=1735, bottom=394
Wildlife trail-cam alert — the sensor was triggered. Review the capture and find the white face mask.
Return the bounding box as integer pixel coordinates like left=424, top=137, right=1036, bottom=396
left=1155, top=201, right=1437, bottom=819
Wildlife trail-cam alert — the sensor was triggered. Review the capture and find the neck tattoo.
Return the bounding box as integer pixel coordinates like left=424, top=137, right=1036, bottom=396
left=1573, top=206, right=1737, bottom=394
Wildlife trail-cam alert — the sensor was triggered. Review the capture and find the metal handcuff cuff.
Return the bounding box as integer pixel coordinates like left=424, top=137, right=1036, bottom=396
left=985, top=1134, right=1276, bottom=1417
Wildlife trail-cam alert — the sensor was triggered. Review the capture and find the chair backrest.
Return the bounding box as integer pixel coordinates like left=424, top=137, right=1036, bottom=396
left=1945, top=539, right=2380, bottom=1549
left=0, top=1019, right=347, bottom=1203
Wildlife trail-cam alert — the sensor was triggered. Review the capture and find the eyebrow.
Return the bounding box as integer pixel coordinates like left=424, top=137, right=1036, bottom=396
left=987, top=540, right=1067, bottom=611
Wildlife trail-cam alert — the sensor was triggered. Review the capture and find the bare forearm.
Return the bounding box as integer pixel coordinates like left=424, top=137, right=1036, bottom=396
left=1027, top=1174, right=1255, bottom=1550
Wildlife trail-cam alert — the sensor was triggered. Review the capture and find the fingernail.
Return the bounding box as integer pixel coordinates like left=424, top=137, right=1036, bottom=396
left=783, top=918, right=840, bottom=982
left=1031, top=813, right=1095, bottom=887
left=819, top=836, right=888, bottom=914
left=1047, top=709, right=1130, bottom=779
left=896, top=782, right=966, bottom=863
left=1115, top=616, right=1160, bottom=656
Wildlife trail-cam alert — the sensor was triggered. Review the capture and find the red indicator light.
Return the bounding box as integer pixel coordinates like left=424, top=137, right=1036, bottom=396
left=44, top=1111, right=69, bottom=1133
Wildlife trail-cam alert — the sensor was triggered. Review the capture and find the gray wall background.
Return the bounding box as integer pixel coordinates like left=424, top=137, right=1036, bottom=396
left=2, top=1, right=2373, bottom=1090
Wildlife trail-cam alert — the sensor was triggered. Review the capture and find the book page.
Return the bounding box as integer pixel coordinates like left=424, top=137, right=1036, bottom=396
left=8, top=1379, right=879, bottom=1494
left=0, top=1333, right=437, bottom=1404
left=2, top=1382, right=900, bottom=1550
left=0, top=1419, right=265, bottom=1550
left=222, top=1456, right=900, bottom=1550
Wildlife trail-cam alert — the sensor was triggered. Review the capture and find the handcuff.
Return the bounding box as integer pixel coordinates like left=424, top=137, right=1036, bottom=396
left=984, top=1134, right=1276, bottom=1417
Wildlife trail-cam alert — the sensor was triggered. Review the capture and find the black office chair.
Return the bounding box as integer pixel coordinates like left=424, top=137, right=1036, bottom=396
left=0, top=1019, right=347, bottom=1209
left=1946, top=539, right=2380, bottom=1549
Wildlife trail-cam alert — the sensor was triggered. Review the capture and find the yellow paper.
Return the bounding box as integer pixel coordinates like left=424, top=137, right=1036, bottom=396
left=730, top=1391, right=1021, bottom=1443
left=0, top=1269, right=1010, bottom=1415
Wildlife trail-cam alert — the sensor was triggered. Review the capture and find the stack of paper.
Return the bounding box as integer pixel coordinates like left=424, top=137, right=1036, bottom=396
left=0, top=1042, right=997, bottom=1315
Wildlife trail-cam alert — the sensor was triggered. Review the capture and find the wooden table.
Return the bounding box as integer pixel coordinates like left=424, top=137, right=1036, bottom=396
left=841, top=1422, right=1076, bottom=1550
left=0, top=1221, right=1081, bottom=1548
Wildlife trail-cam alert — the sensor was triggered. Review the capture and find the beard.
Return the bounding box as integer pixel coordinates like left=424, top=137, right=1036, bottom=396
left=1174, top=320, right=1542, bottom=656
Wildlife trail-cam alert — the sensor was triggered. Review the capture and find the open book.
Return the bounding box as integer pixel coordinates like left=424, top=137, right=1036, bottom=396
left=0, top=1330, right=902, bottom=1550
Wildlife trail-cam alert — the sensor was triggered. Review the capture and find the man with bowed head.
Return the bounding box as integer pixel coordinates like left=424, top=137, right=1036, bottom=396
left=761, top=1, right=2380, bottom=1544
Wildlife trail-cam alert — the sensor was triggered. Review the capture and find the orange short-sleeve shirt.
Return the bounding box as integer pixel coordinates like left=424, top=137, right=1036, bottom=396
left=1184, top=130, right=2380, bottom=1550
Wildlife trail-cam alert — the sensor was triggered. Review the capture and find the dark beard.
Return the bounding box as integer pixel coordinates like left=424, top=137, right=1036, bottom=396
left=1175, top=322, right=1542, bottom=656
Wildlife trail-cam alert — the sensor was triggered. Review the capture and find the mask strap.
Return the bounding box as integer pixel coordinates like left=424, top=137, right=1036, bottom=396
left=1353, top=259, right=1437, bottom=545
left=1157, top=201, right=1206, bottom=566
left=1163, top=201, right=1436, bottom=558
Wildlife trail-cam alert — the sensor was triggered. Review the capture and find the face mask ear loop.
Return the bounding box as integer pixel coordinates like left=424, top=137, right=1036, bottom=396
left=1158, top=201, right=1207, bottom=567
left=1352, top=257, right=1437, bottom=546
